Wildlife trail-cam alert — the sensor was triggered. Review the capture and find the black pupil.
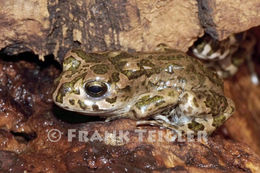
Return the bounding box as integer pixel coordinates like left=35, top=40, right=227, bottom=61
left=88, top=85, right=103, bottom=94
left=85, top=82, right=107, bottom=97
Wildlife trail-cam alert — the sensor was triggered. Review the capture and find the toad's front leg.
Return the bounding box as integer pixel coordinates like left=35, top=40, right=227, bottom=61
left=106, top=89, right=180, bottom=122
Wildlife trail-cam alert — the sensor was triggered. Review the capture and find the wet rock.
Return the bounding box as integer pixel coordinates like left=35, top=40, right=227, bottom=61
left=0, top=48, right=260, bottom=172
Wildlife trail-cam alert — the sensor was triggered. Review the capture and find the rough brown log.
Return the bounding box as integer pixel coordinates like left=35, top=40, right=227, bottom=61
left=1, top=0, right=259, bottom=62
left=0, top=0, right=203, bottom=62
left=197, top=0, right=260, bottom=40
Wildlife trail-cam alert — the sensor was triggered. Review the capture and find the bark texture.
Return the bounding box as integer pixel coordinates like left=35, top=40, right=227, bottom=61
left=0, top=0, right=202, bottom=62
left=1, top=0, right=259, bottom=62
left=198, top=0, right=260, bottom=40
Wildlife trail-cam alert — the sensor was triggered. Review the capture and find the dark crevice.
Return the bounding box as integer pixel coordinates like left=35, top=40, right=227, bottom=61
left=0, top=50, right=61, bottom=70
left=53, top=104, right=104, bottom=124
left=11, top=131, right=37, bottom=142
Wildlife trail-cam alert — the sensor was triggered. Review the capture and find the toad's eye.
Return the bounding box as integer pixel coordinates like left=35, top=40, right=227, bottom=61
left=84, top=81, right=108, bottom=97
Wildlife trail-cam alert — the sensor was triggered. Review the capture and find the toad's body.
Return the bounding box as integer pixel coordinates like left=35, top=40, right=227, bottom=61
left=53, top=49, right=235, bottom=134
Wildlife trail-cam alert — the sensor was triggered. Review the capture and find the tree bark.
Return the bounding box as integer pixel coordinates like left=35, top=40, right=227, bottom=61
left=0, top=0, right=202, bottom=62
left=197, top=0, right=260, bottom=40
left=1, top=0, right=259, bottom=62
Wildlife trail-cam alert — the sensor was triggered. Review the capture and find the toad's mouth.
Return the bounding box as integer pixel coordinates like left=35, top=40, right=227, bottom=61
left=58, top=103, right=127, bottom=116
left=53, top=104, right=105, bottom=123
left=53, top=102, right=129, bottom=122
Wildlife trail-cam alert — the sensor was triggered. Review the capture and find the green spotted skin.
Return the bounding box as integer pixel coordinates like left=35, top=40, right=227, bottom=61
left=191, top=32, right=256, bottom=79
left=52, top=49, right=235, bottom=134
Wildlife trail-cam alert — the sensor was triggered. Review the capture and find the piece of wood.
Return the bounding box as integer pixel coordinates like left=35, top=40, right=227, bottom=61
left=1, top=0, right=259, bottom=62
left=0, top=0, right=203, bottom=62
left=197, top=0, right=260, bottom=40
